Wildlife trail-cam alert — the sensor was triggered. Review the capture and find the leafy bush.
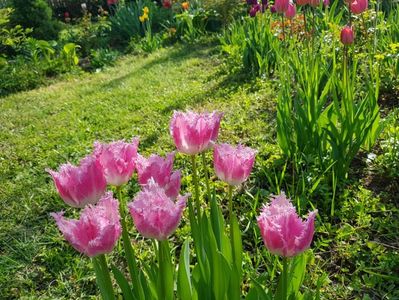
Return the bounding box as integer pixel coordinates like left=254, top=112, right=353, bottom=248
left=10, top=0, right=61, bottom=40
left=59, top=14, right=111, bottom=57
left=89, top=48, right=119, bottom=70
left=0, top=8, right=32, bottom=56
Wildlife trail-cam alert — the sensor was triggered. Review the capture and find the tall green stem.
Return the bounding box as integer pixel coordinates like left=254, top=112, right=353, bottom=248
left=201, top=152, right=212, bottom=203
left=228, top=185, right=233, bottom=223
left=191, top=155, right=201, bottom=217
left=158, top=240, right=174, bottom=300
left=93, top=254, right=115, bottom=300
left=282, top=257, right=289, bottom=300
left=116, top=186, right=144, bottom=300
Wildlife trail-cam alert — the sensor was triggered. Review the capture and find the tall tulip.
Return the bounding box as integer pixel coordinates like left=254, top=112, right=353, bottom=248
left=169, top=111, right=223, bottom=155
left=340, top=25, right=354, bottom=45
left=94, top=138, right=139, bottom=186
left=350, top=0, right=368, bottom=14
left=136, top=152, right=181, bottom=199
left=285, top=2, right=296, bottom=19
left=274, top=0, right=290, bottom=13
left=51, top=192, right=122, bottom=257
left=128, top=180, right=188, bottom=241
left=47, top=155, right=107, bottom=208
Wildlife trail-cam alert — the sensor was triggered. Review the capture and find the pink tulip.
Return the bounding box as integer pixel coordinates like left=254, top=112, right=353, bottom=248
left=51, top=192, right=122, bottom=257
left=213, top=143, right=256, bottom=186
left=350, top=0, right=367, bottom=14
left=47, top=155, right=107, bottom=208
left=296, top=0, right=309, bottom=5
left=340, top=25, right=354, bottom=45
left=128, top=180, right=188, bottom=241
left=136, top=152, right=182, bottom=199
left=308, top=0, right=320, bottom=7
left=257, top=193, right=317, bottom=257
left=285, top=2, right=296, bottom=19
left=323, top=0, right=329, bottom=7
left=274, top=0, right=290, bottom=13
left=94, top=138, right=139, bottom=186
left=169, top=111, right=223, bottom=155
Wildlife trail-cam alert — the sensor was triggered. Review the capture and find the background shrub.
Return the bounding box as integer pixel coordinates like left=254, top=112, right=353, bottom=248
left=10, top=0, right=61, bottom=40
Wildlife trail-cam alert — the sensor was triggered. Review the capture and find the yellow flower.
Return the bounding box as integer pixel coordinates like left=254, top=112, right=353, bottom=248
left=143, top=6, right=149, bottom=15
left=374, top=54, right=385, bottom=61
left=139, top=13, right=149, bottom=23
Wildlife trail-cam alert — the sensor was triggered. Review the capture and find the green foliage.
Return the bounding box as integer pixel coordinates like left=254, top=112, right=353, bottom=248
left=201, top=0, right=245, bottom=30
left=221, top=14, right=280, bottom=76
left=89, top=48, right=119, bottom=70
left=109, top=0, right=162, bottom=46
left=10, top=0, right=61, bottom=40
left=0, top=39, right=79, bottom=96
left=58, top=14, right=111, bottom=57
left=0, top=8, right=32, bottom=56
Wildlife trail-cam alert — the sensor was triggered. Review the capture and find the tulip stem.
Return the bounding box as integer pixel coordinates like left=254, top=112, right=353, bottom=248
left=93, top=254, right=115, bottom=300
left=158, top=240, right=174, bottom=300
left=191, top=155, right=201, bottom=218
left=282, top=257, right=289, bottom=300
left=201, top=152, right=212, bottom=204
left=228, top=185, right=234, bottom=222
left=116, top=186, right=145, bottom=300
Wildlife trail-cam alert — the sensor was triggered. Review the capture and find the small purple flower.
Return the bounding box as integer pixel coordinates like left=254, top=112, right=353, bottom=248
left=247, top=0, right=258, bottom=5
left=270, top=5, right=277, bottom=13
left=249, top=4, right=261, bottom=17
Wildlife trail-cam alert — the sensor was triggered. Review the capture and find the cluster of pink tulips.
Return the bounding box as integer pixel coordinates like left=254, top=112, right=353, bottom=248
left=48, top=110, right=317, bottom=299
left=246, top=0, right=369, bottom=47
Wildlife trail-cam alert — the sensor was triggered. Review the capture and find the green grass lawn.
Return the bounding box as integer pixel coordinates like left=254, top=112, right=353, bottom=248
left=1, top=44, right=398, bottom=299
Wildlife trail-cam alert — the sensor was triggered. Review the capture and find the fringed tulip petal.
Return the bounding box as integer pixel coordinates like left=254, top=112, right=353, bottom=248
left=47, top=155, right=107, bottom=208
left=51, top=192, right=121, bottom=257
left=94, top=138, right=139, bottom=186
left=257, top=193, right=317, bottom=257
left=128, top=181, right=188, bottom=241
left=170, top=111, right=223, bottom=155
left=213, top=143, right=256, bottom=186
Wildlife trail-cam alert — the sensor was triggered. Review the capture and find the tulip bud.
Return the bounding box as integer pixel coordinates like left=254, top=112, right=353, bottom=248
left=285, top=2, right=296, bottom=19
left=340, top=25, right=354, bottom=45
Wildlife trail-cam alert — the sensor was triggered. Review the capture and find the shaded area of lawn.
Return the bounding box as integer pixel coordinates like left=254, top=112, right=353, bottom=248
left=0, top=44, right=276, bottom=298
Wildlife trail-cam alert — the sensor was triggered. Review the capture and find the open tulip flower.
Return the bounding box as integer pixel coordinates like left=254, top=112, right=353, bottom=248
left=257, top=193, right=317, bottom=257
left=128, top=180, right=188, bottom=241
left=170, top=111, right=223, bottom=155
left=51, top=192, right=122, bottom=257
left=94, top=138, right=139, bottom=186
left=47, top=155, right=107, bottom=208
left=136, top=152, right=182, bottom=199
left=213, top=143, right=256, bottom=186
